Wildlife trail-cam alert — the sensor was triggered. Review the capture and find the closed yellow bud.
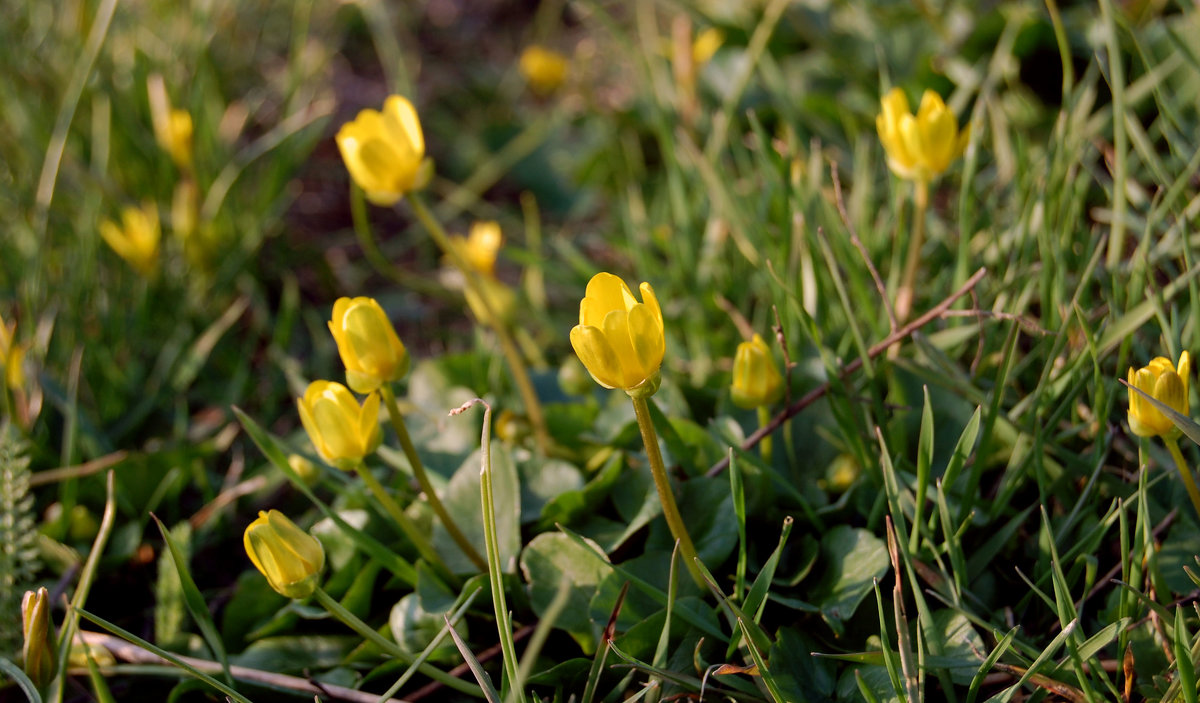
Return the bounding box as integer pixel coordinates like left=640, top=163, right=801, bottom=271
left=328, top=297, right=410, bottom=393
left=519, top=45, right=569, bottom=95
left=336, top=95, right=427, bottom=206
left=21, top=587, right=56, bottom=689
left=297, top=381, right=382, bottom=470
left=876, top=88, right=969, bottom=183
left=691, top=27, right=724, bottom=66
left=569, top=273, right=665, bottom=397
left=287, top=453, right=321, bottom=486
left=243, top=510, right=325, bottom=599
left=157, top=109, right=193, bottom=169
left=731, top=334, right=784, bottom=409
left=455, top=221, right=503, bottom=277
left=99, top=202, right=161, bottom=277
left=1127, top=352, right=1191, bottom=438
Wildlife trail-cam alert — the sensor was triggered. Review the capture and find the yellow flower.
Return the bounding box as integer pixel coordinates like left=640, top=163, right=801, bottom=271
left=731, top=334, right=784, bottom=409
left=519, top=45, right=569, bottom=95
left=243, top=510, right=325, bottom=599
left=0, top=313, right=26, bottom=391
left=297, top=381, right=382, bottom=469
left=328, top=297, right=410, bottom=393
left=455, top=221, right=503, bottom=277
left=569, top=273, right=665, bottom=396
left=336, top=95, right=427, bottom=206
left=876, top=88, right=970, bottom=183
left=99, top=203, right=161, bottom=277
left=155, top=109, right=193, bottom=169
left=691, top=27, right=724, bottom=66
left=1128, top=352, right=1191, bottom=438
left=21, top=587, right=56, bottom=688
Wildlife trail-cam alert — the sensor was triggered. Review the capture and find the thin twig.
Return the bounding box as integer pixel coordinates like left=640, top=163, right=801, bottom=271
left=30, top=451, right=128, bottom=486
left=79, top=630, right=410, bottom=703
left=706, top=267, right=988, bottom=477
left=772, top=305, right=793, bottom=405
left=830, top=160, right=897, bottom=333
left=713, top=294, right=756, bottom=341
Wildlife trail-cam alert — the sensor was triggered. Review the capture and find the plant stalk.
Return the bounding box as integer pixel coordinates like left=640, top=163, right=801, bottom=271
left=895, top=179, right=928, bottom=324
left=1165, top=437, right=1200, bottom=525
left=757, top=406, right=773, bottom=466
left=350, top=461, right=458, bottom=587
left=629, top=395, right=706, bottom=588
left=381, top=384, right=487, bottom=570
left=408, top=193, right=550, bottom=455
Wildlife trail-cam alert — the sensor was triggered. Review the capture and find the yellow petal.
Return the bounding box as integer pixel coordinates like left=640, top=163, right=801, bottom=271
left=571, top=325, right=622, bottom=389
left=628, top=303, right=664, bottom=381
left=382, top=95, right=424, bottom=159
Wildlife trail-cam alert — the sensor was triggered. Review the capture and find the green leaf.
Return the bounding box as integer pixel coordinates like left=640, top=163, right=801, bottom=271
left=927, top=610, right=987, bottom=685
left=389, top=593, right=468, bottom=665
left=0, top=656, right=43, bottom=703
left=813, top=526, right=890, bottom=635
left=519, top=532, right=610, bottom=652
left=433, top=446, right=521, bottom=573
left=518, top=456, right=584, bottom=524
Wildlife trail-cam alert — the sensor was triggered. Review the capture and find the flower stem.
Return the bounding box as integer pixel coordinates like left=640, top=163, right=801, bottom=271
left=757, top=406, right=773, bottom=465
left=351, top=461, right=459, bottom=587
left=380, top=384, right=487, bottom=571
left=629, top=395, right=706, bottom=589
left=895, top=180, right=928, bottom=324
left=312, top=587, right=482, bottom=697
left=467, top=399, right=527, bottom=703
left=408, top=193, right=550, bottom=455
left=1165, top=437, right=1200, bottom=525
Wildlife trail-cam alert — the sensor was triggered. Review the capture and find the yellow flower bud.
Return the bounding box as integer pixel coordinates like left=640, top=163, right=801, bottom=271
left=336, top=95, right=427, bottom=206
left=455, top=221, right=503, bottom=277
left=157, top=109, right=193, bottom=170
left=569, top=272, right=665, bottom=396
left=99, top=202, right=161, bottom=277
left=243, top=510, right=325, bottom=599
left=327, top=297, right=410, bottom=393
left=691, top=27, right=724, bottom=66
left=0, top=313, right=26, bottom=391
left=21, top=587, right=56, bottom=689
left=519, top=45, right=569, bottom=95
left=287, top=453, right=321, bottom=486
left=730, top=334, right=784, bottom=409
left=1127, top=352, right=1191, bottom=438
left=297, top=381, right=382, bottom=470
left=876, top=88, right=969, bottom=183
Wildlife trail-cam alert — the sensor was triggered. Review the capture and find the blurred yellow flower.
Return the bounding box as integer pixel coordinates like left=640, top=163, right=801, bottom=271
left=691, top=27, right=724, bottom=65
left=297, top=380, right=382, bottom=469
left=158, top=109, right=193, bottom=169
left=99, top=203, right=160, bottom=277
left=328, top=297, right=410, bottom=393
left=0, top=314, right=26, bottom=391
left=455, top=221, right=503, bottom=277
left=731, top=334, right=784, bottom=409
left=336, top=95, right=427, bottom=206
left=244, top=510, right=325, bottom=599
left=569, top=273, right=665, bottom=396
left=1128, top=352, right=1191, bottom=438
left=876, top=88, right=969, bottom=183
left=21, top=587, right=55, bottom=688
left=519, top=45, right=569, bottom=95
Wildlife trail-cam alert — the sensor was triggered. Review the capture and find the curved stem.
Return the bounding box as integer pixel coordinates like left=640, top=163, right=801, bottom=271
left=351, top=461, right=459, bottom=587
left=1165, top=437, right=1200, bottom=525
left=757, top=406, right=773, bottom=465
left=629, top=395, right=706, bottom=589
left=313, top=587, right=482, bottom=697
left=895, top=180, right=929, bottom=324
left=408, top=193, right=550, bottom=455
left=381, top=385, right=487, bottom=570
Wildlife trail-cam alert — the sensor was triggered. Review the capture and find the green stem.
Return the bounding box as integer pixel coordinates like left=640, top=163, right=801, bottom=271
left=757, top=406, right=773, bottom=466
left=629, top=395, right=706, bottom=589
left=313, top=587, right=482, bottom=697
left=1165, top=438, right=1200, bottom=525
left=472, top=400, right=527, bottom=703
left=408, top=193, right=551, bottom=455
left=895, top=180, right=928, bottom=324
left=351, top=461, right=459, bottom=587
left=381, top=385, right=487, bottom=570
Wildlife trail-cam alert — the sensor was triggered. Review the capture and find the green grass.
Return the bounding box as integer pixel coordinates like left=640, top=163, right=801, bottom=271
left=3, top=0, right=1200, bottom=701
